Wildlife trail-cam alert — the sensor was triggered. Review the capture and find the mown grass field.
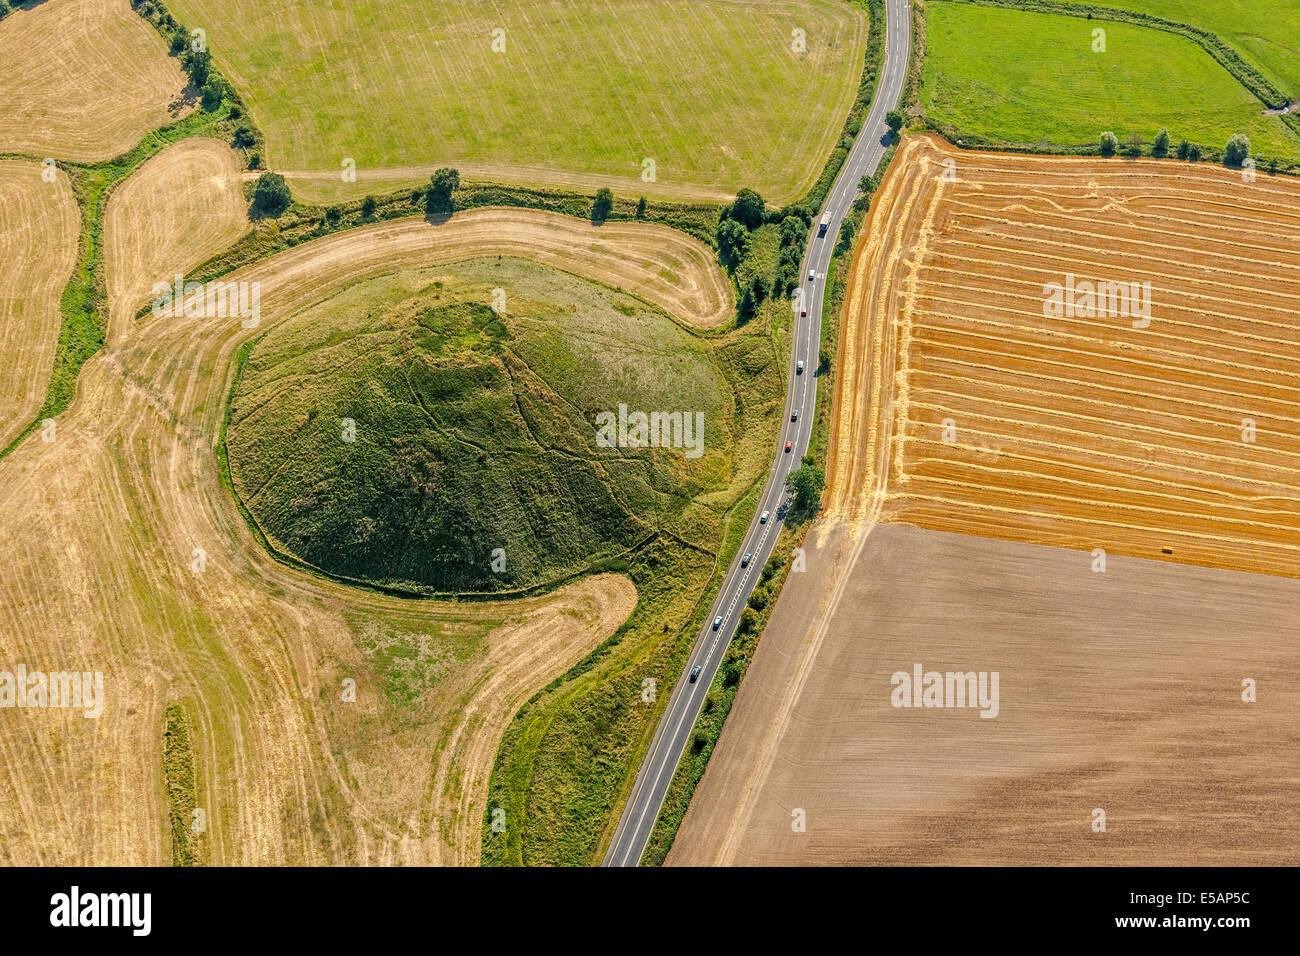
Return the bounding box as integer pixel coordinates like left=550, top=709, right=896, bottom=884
left=165, top=0, right=867, bottom=203
left=921, top=2, right=1300, bottom=160
left=1052, top=0, right=1300, bottom=98
left=227, top=259, right=733, bottom=594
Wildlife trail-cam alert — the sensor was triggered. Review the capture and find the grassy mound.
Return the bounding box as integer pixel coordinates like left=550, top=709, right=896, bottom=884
left=226, top=258, right=732, bottom=594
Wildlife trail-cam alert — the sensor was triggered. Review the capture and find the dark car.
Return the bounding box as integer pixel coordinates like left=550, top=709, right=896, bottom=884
left=689, top=665, right=702, bottom=683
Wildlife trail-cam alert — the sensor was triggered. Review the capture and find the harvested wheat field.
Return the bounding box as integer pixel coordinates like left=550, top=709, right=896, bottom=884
left=0, top=0, right=191, bottom=161
left=0, top=160, right=78, bottom=450
left=104, top=138, right=249, bottom=335
left=0, top=206, right=734, bottom=864
left=830, top=133, right=1300, bottom=578
left=670, top=522, right=1300, bottom=866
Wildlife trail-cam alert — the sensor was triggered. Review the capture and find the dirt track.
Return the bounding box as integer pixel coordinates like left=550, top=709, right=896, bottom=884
left=104, top=138, right=249, bottom=335
left=0, top=208, right=669, bottom=864
left=830, top=134, right=1300, bottom=578
left=0, top=0, right=191, bottom=161
left=0, top=160, right=78, bottom=449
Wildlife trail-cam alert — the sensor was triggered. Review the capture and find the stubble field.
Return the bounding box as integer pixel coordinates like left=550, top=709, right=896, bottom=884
left=0, top=203, right=739, bottom=863
left=0, top=160, right=79, bottom=450
left=830, top=133, right=1300, bottom=578
left=0, top=0, right=192, bottom=161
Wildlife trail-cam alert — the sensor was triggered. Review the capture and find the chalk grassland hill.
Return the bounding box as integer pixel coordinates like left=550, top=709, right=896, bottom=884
left=0, top=210, right=661, bottom=865
left=103, top=138, right=250, bottom=335
left=0, top=161, right=79, bottom=449
left=165, top=0, right=867, bottom=204
left=670, top=522, right=1300, bottom=865
left=921, top=1, right=1300, bottom=160
left=830, top=134, right=1300, bottom=577
left=1051, top=0, right=1300, bottom=98
left=0, top=0, right=192, bottom=161
left=227, top=258, right=733, bottom=595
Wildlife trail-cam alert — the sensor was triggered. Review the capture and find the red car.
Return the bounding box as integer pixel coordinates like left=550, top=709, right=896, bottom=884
left=784, top=441, right=793, bottom=453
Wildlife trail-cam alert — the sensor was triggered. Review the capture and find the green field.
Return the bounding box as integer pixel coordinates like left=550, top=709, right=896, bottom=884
left=1052, top=0, right=1300, bottom=98
left=167, top=0, right=868, bottom=204
left=921, top=2, right=1300, bottom=160
left=227, top=259, right=735, bottom=595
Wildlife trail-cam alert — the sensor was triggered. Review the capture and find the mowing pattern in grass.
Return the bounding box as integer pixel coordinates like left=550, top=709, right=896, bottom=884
left=166, top=0, right=867, bottom=203
left=227, top=259, right=732, bottom=595
left=1050, top=0, right=1300, bottom=100
left=921, top=1, right=1300, bottom=161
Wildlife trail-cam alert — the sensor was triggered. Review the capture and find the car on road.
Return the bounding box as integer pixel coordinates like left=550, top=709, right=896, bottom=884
left=791, top=408, right=799, bottom=422
left=784, top=440, right=793, bottom=453
left=800, top=305, right=807, bottom=318
left=741, top=552, right=752, bottom=567
left=760, top=510, right=770, bottom=523
left=797, top=360, right=805, bottom=374
left=689, top=665, right=701, bottom=684
left=808, top=268, right=816, bottom=281
left=712, top=615, right=722, bottom=630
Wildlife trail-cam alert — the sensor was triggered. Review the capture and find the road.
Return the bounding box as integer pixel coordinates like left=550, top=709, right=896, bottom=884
left=602, top=0, right=913, bottom=867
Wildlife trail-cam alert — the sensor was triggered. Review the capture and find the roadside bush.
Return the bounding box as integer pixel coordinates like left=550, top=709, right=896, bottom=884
left=1099, top=131, right=1119, bottom=156
left=361, top=196, right=377, bottom=218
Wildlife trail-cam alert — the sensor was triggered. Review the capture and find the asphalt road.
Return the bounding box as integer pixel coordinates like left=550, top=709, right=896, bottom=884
left=602, top=0, right=913, bottom=867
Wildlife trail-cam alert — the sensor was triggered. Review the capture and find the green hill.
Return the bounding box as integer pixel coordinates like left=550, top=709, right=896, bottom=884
left=226, top=258, right=733, bottom=594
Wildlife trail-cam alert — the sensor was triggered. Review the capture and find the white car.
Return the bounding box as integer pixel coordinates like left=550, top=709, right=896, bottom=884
left=760, top=510, right=770, bottom=524
left=808, top=268, right=816, bottom=281
left=796, top=360, right=805, bottom=374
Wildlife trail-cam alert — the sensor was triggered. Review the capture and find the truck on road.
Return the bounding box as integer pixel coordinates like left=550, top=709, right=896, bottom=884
left=818, top=212, right=831, bottom=236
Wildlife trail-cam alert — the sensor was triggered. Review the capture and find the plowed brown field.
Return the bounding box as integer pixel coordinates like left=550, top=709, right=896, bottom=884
left=0, top=0, right=191, bottom=161
left=0, top=160, right=78, bottom=449
left=831, top=134, right=1300, bottom=578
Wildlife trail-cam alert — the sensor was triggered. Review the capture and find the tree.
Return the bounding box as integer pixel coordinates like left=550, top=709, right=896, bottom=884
left=251, top=172, right=291, bottom=216
left=715, top=218, right=749, bottom=268
left=181, top=48, right=211, bottom=87
left=232, top=125, right=256, bottom=148
left=200, top=75, right=226, bottom=111
left=325, top=205, right=343, bottom=224
left=729, top=188, right=766, bottom=230
left=738, top=607, right=760, bottom=635
left=425, top=167, right=460, bottom=216
left=1224, top=133, right=1250, bottom=167
left=1099, top=131, right=1119, bottom=156
left=1188, top=142, right=1202, bottom=162
left=591, top=187, right=614, bottom=224
left=1152, top=127, right=1171, bottom=157
left=885, top=109, right=904, bottom=134
left=1176, top=139, right=1192, bottom=160
left=635, top=196, right=647, bottom=219
left=784, top=463, right=826, bottom=518
left=361, top=195, right=377, bottom=218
